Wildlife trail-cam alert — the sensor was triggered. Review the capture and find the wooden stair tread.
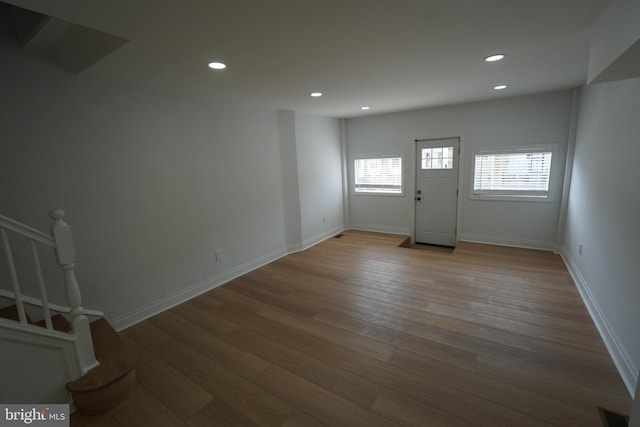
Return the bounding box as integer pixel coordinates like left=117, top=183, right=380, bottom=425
left=0, top=305, right=33, bottom=323
left=35, top=313, right=72, bottom=332
left=66, top=318, right=137, bottom=393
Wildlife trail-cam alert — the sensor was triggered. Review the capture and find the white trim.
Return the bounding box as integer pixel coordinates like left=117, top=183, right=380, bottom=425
left=0, top=214, right=55, bottom=247
left=459, top=233, right=555, bottom=251
left=0, top=289, right=104, bottom=318
left=348, top=224, right=410, bottom=236
left=110, top=227, right=347, bottom=331
left=0, top=317, right=74, bottom=341
left=474, top=144, right=558, bottom=155
left=300, top=225, right=346, bottom=252
left=286, top=243, right=304, bottom=253
left=561, top=250, right=637, bottom=397
left=109, top=245, right=288, bottom=331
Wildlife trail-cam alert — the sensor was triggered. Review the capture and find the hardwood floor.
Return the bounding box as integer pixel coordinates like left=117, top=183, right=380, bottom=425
left=71, top=230, right=632, bottom=426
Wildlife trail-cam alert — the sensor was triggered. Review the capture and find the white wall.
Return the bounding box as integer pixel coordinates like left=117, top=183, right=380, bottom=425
left=562, top=78, right=640, bottom=395
left=345, top=91, right=573, bottom=249
left=0, top=30, right=343, bottom=329
left=294, top=112, right=344, bottom=246
left=588, top=0, right=640, bottom=83
left=0, top=36, right=286, bottom=325
left=276, top=111, right=344, bottom=252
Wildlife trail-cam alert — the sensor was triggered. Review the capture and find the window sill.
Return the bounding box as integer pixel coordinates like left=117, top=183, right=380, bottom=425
left=470, top=194, right=553, bottom=203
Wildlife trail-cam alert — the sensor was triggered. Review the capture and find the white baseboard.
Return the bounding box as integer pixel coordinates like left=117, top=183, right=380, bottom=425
left=103, top=228, right=639, bottom=399
left=300, top=225, right=346, bottom=252
left=109, top=226, right=346, bottom=332
left=561, top=250, right=637, bottom=397
left=348, top=224, right=410, bottom=236
left=109, top=246, right=288, bottom=331
left=286, top=242, right=304, bottom=253
left=459, top=233, right=555, bottom=251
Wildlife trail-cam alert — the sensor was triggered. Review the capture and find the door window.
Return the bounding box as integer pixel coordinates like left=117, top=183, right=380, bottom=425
left=421, top=147, right=454, bottom=169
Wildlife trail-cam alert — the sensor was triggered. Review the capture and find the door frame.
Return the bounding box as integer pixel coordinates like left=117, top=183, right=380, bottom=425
left=409, top=134, right=465, bottom=245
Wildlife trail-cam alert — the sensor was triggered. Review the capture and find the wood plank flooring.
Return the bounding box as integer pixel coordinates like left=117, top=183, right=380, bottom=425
left=71, top=230, right=632, bottom=426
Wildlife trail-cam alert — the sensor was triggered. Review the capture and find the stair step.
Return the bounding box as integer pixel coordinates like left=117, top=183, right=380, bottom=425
left=66, top=318, right=137, bottom=415
left=35, top=313, right=72, bottom=332
left=0, top=305, right=33, bottom=323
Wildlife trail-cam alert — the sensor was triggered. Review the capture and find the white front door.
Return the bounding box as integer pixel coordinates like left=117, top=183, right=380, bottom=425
left=415, top=138, right=459, bottom=246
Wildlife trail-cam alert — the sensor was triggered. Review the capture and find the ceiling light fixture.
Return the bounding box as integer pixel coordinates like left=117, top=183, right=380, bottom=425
left=485, top=54, right=505, bottom=62
left=361, top=106, right=370, bottom=110
left=207, top=61, right=227, bottom=70
left=310, top=92, right=323, bottom=97
left=494, top=85, right=507, bottom=90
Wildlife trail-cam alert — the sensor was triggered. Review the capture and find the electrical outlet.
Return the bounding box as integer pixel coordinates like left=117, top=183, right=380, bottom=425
left=322, top=216, right=326, bottom=223
left=215, top=250, right=223, bottom=261
left=578, top=243, right=583, bottom=255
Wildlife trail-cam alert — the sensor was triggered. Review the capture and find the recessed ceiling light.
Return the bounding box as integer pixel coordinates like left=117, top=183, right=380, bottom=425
left=207, top=61, right=226, bottom=70
left=494, top=85, right=507, bottom=90
left=310, top=92, right=323, bottom=97
left=485, top=54, right=505, bottom=62
left=361, top=106, right=370, bottom=110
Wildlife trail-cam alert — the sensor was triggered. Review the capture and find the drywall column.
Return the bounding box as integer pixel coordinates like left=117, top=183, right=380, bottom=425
left=277, top=110, right=345, bottom=252
left=555, top=88, right=580, bottom=252
left=277, top=110, right=303, bottom=252
left=340, top=118, right=350, bottom=229
left=293, top=112, right=344, bottom=246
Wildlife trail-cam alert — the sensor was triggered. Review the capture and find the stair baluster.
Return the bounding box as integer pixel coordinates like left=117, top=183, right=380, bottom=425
left=0, top=228, right=28, bottom=325
left=50, top=209, right=99, bottom=374
left=31, top=239, right=53, bottom=330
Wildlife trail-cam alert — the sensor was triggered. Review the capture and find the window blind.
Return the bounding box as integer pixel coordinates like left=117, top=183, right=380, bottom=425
left=354, top=157, right=402, bottom=194
left=474, top=151, right=552, bottom=197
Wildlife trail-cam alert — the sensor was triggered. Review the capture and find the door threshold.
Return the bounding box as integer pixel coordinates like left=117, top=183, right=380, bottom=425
left=399, top=239, right=455, bottom=254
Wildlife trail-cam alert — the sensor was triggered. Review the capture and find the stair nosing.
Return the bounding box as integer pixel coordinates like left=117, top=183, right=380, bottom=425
left=65, top=318, right=137, bottom=393
left=66, top=363, right=137, bottom=393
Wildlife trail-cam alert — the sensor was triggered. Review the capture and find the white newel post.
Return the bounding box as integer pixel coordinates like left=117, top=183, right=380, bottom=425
left=50, top=209, right=98, bottom=374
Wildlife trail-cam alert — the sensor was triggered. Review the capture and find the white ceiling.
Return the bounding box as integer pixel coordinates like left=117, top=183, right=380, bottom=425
left=3, top=0, right=609, bottom=118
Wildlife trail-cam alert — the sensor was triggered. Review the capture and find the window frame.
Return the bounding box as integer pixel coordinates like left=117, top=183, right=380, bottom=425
left=470, top=144, right=557, bottom=202
left=352, top=154, right=404, bottom=196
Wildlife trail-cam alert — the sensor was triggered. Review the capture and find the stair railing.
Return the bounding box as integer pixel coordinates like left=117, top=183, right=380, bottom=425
left=0, top=209, right=99, bottom=374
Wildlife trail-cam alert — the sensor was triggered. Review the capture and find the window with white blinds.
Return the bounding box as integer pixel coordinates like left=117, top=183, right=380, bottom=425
left=354, top=156, right=403, bottom=194
left=473, top=147, right=554, bottom=199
